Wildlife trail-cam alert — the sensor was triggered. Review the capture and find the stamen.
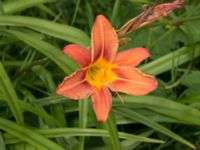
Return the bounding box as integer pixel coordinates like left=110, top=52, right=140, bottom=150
left=114, top=91, right=124, bottom=104
left=109, top=85, right=124, bottom=104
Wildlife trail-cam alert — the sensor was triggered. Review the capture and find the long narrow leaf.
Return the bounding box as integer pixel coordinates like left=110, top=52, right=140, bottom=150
left=111, top=0, right=121, bottom=25
left=3, top=128, right=164, bottom=145
left=0, top=131, right=6, bottom=150
left=114, top=108, right=195, bottom=149
left=3, top=0, right=55, bottom=14
left=121, top=131, right=154, bottom=150
left=0, top=117, right=65, bottom=150
left=79, top=100, right=88, bottom=150
left=140, top=44, right=200, bottom=75
left=113, top=95, right=200, bottom=126
left=0, top=29, right=78, bottom=74
left=0, top=15, right=90, bottom=46
left=20, top=101, right=63, bottom=127
left=0, top=62, right=24, bottom=125
left=101, top=112, right=121, bottom=150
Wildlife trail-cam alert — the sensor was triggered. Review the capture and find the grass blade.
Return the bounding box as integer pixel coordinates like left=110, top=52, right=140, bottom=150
left=140, top=45, right=200, bottom=75
left=0, top=131, right=6, bottom=150
left=3, top=128, right=164, bottom=145
left=121, top=131, right=154, bottom=150
left=85, top=1, right=94, bottom=30
left=0, top=117, right=65, bottom=150
left=0, top=62, right=24, bottom=125
left=114, top=108, right=195, bottom=149
left=3, top=0, right=55, bottom=14
left=101, top=112, right=121, bottom=150
left=79, top=100, right=88, bottom=150
left=20, top=101, right=63, bottom=127
left=0, top=29, right=78, bottom=74
left=32, top=65, right=67, bottom=127
left=71, top=0, right=81, bottom=25
left=111, top=0, right=121, bottom=25
left=113, top=95, right=200, bottom=126
left=0, top=15, right=90, bottom=46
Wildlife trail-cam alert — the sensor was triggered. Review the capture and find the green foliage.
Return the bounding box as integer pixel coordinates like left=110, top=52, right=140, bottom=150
left=0, top=0, right=200, bottom=150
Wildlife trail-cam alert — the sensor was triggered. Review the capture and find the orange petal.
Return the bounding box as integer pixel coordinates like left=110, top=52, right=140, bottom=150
left=63, top=44, right=91, bottom=67
left=114, top=48, right=150, bottom=67
left=56, top=70, right=93, bottom=99
left=110, top=67, right=157, bottom=96
left=91, top=15, right=118, bottom=62
left=91, top=87, right=112, bottom=122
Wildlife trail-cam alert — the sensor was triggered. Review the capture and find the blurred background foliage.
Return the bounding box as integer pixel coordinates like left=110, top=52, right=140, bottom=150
left=0, top=0, right=200, bottom=150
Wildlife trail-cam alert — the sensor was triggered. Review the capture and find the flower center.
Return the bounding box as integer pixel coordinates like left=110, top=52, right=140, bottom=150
left=86, top=58, right=116, bottom=89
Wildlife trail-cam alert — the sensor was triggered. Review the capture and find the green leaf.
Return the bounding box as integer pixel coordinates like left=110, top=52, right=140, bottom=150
left=0, top=1, right=4, bottom=14
left=20, top=101, right=63, bottom=127
left=181, top=70, right=200, bottom=96
left=3, top=128, right=164, bottom=145
left=78, top=100, right=88, bottom=150
left=1, top=61, right=23, bottom=67
left=71, top=0, right=81, bottom=25
left=121, top=131, right=154, bottom=150
left=3, top=0, right=55, bottom=14
left=0, top=15, right=90, bottom=46
left=182, top=70, right=200, bottom=86
left=184, top=85, right=200, bottom=96
left=35, top=95, right=67, bottom=106
left=32, top=65, right=68, bottom=128
left=0, top=117, right=65, bottom=150
left=0, top=131, right=6, bottom=150
left=180, top=94, right=200, bottom=104
left=10, top=143, right=38, bottom=150
left=101, top=112, right=121, bottom=150
left=0, top=29, right=78, bottom=74
left=114, top=108, right=195, bottom=149
left=113, top=95, right=200, bottom=126
left=37, top=4, right=57, bottom=18
left=140, top=44, right=200, bottom=75
left=85, top=1, right=94, bottom=30
left=111, top=0, right=121, bottom=25
left=0, top=62, right=24, bottom=125
left=129, top=0, right=150, bottom=3
left=32, top=65, right=56, bottom=93
left=0, top=37, right=18, bottom=45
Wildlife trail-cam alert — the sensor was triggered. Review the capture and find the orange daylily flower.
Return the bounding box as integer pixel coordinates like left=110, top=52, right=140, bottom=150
left=56, top=15, right=157, bottom=122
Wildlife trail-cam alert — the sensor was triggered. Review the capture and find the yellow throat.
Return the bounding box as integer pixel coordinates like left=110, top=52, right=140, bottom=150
left=86, top=58, right=116, bottom=89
